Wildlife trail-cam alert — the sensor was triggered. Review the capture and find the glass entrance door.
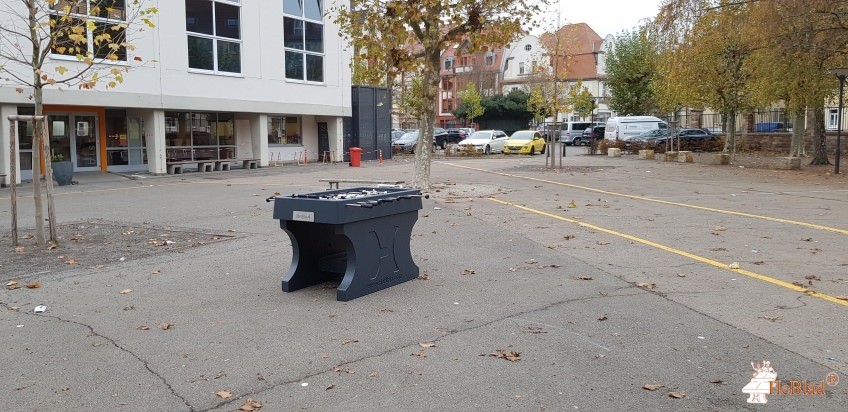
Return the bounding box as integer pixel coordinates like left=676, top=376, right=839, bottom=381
left=74, top=115, right=99, bottom=170
left=49, top=116, right=72, bottom=162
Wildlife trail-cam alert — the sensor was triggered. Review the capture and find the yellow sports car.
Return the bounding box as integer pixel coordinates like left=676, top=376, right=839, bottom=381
left=503, top=130, right=546, bottom=155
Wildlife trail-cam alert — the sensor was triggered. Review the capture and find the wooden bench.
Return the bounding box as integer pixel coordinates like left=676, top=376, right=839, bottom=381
left=318, top=178, right=405, bottom=189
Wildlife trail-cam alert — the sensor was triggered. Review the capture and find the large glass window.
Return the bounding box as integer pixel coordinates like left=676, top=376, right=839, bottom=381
left=186, top=0, right=241, bottom=74
left=267, top=116, right=301, bottom=146
left=49, top=0, right=127, bottom=61
left=165, top=111, right=237, bottom=160
left=283, top=0, right=323, bottom=82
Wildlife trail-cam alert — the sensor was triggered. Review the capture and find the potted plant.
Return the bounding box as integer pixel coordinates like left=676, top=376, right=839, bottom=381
left=51, top=153, right=73, bottom=186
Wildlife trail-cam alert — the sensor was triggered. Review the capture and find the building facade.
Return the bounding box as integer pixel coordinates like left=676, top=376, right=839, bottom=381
left=437, top=40, right=506, bottom=129
left=0, top=0, right=351, bottom=185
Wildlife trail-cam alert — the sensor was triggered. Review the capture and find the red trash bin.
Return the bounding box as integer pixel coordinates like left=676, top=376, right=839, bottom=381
left=349, top=147, right=362, bottom=167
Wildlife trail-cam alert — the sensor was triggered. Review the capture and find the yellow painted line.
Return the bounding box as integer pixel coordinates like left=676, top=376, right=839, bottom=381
left=445, top=162, right=848, bottom=236
left=489, top=197, right=848, bottom=308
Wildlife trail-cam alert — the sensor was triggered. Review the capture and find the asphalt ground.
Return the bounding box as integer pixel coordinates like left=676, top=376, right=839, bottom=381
left=1, top=150, right=846, bottom=411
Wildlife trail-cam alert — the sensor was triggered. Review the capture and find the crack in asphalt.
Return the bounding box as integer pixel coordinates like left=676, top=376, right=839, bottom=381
left=0, top=301, right=195, bottom=411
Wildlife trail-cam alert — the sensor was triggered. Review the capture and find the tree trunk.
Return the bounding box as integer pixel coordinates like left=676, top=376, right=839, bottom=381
left=412, top=53, right=440, bottom=190
left=42, top=117, right=58, bottom=245
left=809, top=106, right=830, bottom=165
left=723, top=111, right=737, bottom=158
left=32, top=90, right=45, bottom=245
left=789, top=108, right=806, bottom=157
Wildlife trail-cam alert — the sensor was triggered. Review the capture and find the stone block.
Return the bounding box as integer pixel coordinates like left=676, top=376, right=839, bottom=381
left=710, top=153, right=730, bottom=165
left=638, top=149, right=655, bottom=160
left=775, top=156, right=801, bottom=170
left=664, top=151, right=678, bottom=162
left=678, top=151, right=694, bottom=163
left=608, top=148, right=622, bottom=157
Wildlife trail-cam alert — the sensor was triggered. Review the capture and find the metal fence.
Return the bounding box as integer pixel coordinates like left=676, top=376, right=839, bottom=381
left=658, top=109, right=799, bottom=134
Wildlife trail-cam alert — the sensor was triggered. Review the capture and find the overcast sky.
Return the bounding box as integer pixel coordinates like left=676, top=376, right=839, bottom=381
left=533, top=0, right=662, bottom=37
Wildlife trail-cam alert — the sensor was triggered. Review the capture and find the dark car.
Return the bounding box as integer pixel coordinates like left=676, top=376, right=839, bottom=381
left=656, top=128, right=718, bottom=149
left=440, top=128, right=469, bottom=148
left=433, top=128, right=455, bottom=149
left=580, top=126, right=606, bottom=143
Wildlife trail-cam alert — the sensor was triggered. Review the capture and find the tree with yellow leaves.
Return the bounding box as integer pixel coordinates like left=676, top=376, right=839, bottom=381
left=334, top=0, right=546, bottom=188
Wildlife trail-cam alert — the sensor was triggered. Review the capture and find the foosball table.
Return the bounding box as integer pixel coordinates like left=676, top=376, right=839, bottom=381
left=267, top=187, right=425, bottom=301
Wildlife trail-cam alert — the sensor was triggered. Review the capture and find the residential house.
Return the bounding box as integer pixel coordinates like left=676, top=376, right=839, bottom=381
left=0, top=0, right=351, bottom=186
left=437, top=40, right=506, bottom=129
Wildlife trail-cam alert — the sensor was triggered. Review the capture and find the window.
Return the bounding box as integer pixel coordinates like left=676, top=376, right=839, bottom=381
left=519, top=62, right=525, bottom=75
left=49, top=0, right=127, bottom=61
left=165, top=111, right=237, bottom=160
left=444, top=57, right=454, bottom=70
left=485, top=52, right=494, bottom=66
left=268, top=116, right=301, bottom=145
left=186, top=0, right=241, bottom=74
left=524, top=44, right=532, bottom=52
left=828, top=108, right=839, bottom=130
left=284, top=0, right=324, bottom=82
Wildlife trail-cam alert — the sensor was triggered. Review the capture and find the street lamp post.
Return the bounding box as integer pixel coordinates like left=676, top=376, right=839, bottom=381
left=830, top=68, right=848, bottom=174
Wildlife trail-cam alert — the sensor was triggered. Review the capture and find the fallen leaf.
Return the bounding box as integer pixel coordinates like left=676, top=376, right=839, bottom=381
left=216, top=391, right=232, bottom=399
left=668, top=391, right=686, bottom=399
left=598, top=315, right=608, bottom=321
left=341, top=339, right=359, bottom=345
left=158, top=322, right=173, bottom=330
left=810, top=247, right=822, bottom=254
left=573, top=276, right=594, bottom=281
left=65, top=258, right=79, bottom=265
left=325, top=384, right=335, bottom=390
left=419, top=342, right=437, bottom=348
left=228, top=229, right=237, bottom=233
left=792, top=281, right=806, bottom=287
left=48, top=242, right=58, bottom=250
left=25, top=282, right=42, bottom=289
left=238, top=398, right=263, bottom=411
left=490, top=349, right=521, bottom=362
left=710, top=247, right=727, bottom=252
left=525, top=326, right=546, bottom=334
left=417, top=274, right=430, bottom=280
left=563, top=235, right=575, bottom=240
left=642, top=384, right=664, bottom=391
left=804, top=274, right=821, bottom=281
left=411, top=351, right=426, bottom=359
left=119, top=289, right=133, bottom=294
left=123, top=305, right=134, bottom=311
left=709, top=379, right=727, bottom=385
left=93, top=264, right=105, bottom=269
left=567, top=200, right=576, bottom=208
left=636, top=283, right=657, bottom=289
left=759, top=316, right=780, bottom=322
left=728, top=262, right=740, bottom=269
left=596, top=240, right=610, bottom=245
left=256, top=373, right=266, bottom=381
left=460, top=269, right=476, bottom=275
left=137, top=325, right=150, bottom=330
left=14, top=247, right=25, bottom=253
left=714, top=225, right=726, bottom=232
left=151, top=269, right=161, bottom=275
left=594, top=354, right=606, bottom=359
left=5, top=281, right=20, bottom=290
left=525, top=259, right=537, bottom=264
left=753, top=261, right=765, bottom=265
left=676, top=273, right=686, bottom=278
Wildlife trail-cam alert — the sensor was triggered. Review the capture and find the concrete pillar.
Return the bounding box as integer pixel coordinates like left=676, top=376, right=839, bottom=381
left=326, top=117, right=344, bottom=162
left=251, top=114, right=268, bottom=166
left=607, top=148, right=622, bottom=157
left=1, top=104, right=15, bottom=186
left=146, top=110, right=167, bottom=175
left=638, top=149, right=655, bottom=160
left=678, top=151, right=694, bottom=163
left=664, top=151, right=678, bottom=162
left=710, top=153, right=730, bottom=165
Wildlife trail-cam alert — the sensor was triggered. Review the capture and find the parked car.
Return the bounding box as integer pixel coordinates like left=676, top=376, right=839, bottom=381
left=433, top=128, right=450, bottom=149
left=622, top=128, right=668, bottom=148
left=656, top=128, right=718, bottom=148
left=456, top=130, right=509, bottom=154
left=440, top=128, right=469, bottom=148
left=503, top=130, right=546, bottom=155
left=560, top=122, right=600, bottom=145
left=577, top=126, right=606, bottom=145
left=391, top=130, right=407, bottom=142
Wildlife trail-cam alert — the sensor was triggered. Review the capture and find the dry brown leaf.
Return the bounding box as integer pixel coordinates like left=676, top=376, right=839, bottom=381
left=228, top=229, right=237, bottom=233
left=411, top=351, right=426, bottom=359
left=151, top=269, right=161, bottom=275
left=563, top=235, right=575, bottom=240
left=525, top=259, right=537, bottom=264
left=594, top=354, right=606, bottom=359
left=119, top=289, right=133, bottom=295
left=573, top=276, right=594, bottom=281
left=216, top=391, right=232, bottom=399
left=418, top=342, right=437, bottom=348
left=417, top=274, right=430, bottom=280
left=25, top=282, right=42, bottom=289
left=668, top=391, right=686, bottom=399
left=642, top=384, right=664, bottom=391
left=48, top=242, right=58, bottom=250
left=596, top=240, right=610, bottom=245
left=709, top=379, right=727, bottom=384
left=238, top=398, right=263, bottom=411
left=93, top=264, right=105, bottom=269
left=598, top=315, right=608, bottom=321
left=14, top=246, right=25, bottom=253
left=137, top=325, right=150, bottom=330
left=490, top=349, right=521, bottom=362
left=713, top=225, right=726, bottom=232
left=460, top=269, right=476, bottom=275
left=341, top=339, right=359, bottom=345
left=753, top=261, right=765, bottom=265
left=637, top=283, right=657, bottom=289
left=65, top=258, right=79, bottom=265
left=676, top=273, right=686, bottom=278
left=158, top=322, right=173, bottom=330
left=5, top=281, right=20, bottom=290
left=525, top=326, right=546, bottom=334
left=325, top=384, right=335, bottom=390
left=805, top=274, right=821, bottom=281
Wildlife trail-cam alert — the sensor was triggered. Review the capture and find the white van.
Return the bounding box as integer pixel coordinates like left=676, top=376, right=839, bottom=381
left=604, top=116, right=668, bottom=141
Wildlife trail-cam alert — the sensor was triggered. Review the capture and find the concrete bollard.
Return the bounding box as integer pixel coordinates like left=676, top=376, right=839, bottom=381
left=608, top=148, right=622, bottom=157
left=638, top=149, right=655, bottom=160
left=678, top=151, right=694, bottom=163
left=709, top=153, right=730, bottom=165
left=775, top=157, right=801, bottom=170
left=664, top=151, right=678, bottom=162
